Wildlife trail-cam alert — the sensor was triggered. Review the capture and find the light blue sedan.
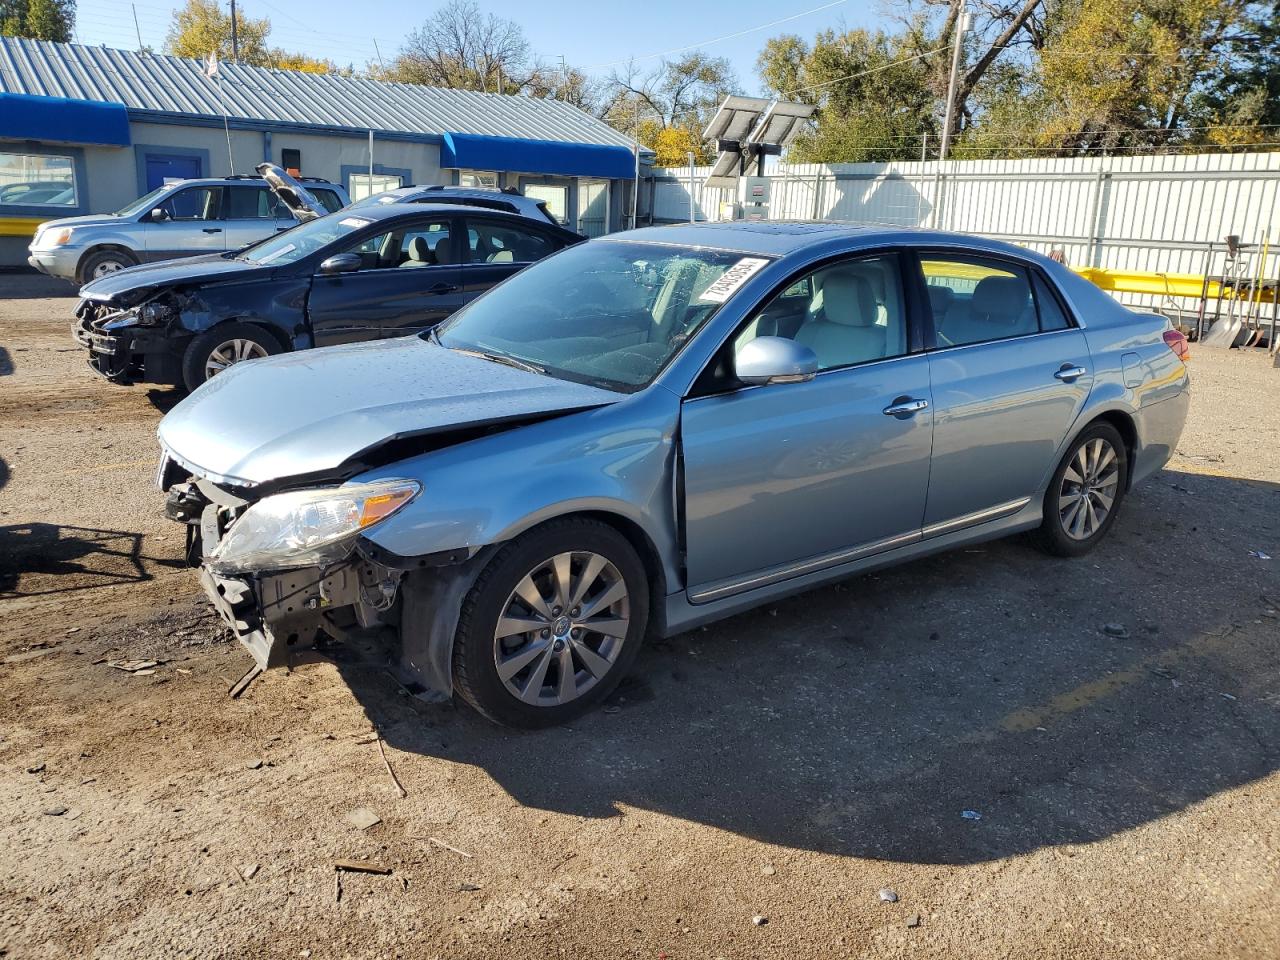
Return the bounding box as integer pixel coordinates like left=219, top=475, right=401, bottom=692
left=156, top=222, right=1190, bottom=727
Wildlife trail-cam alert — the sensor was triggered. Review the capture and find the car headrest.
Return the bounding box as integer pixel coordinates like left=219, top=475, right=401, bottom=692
left=927, top=285, right=953, bottom=315
left=406, top=236, right=431, bottom=263
left=822, top=273, right=877, bottom=327
left=971, top=276, right=1028, bottom=324
left=433, top=233, right=457, bottom=265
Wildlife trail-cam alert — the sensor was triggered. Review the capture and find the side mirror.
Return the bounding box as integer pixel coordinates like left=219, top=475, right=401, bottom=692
left=149, top=207, right=169, bottom=222
left=735, top=336, right=819, bottom=386
left=318, top=252, right=362, bottom=275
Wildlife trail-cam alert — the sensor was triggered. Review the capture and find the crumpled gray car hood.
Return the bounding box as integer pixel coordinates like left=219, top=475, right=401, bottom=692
left=157, top=337, right=620, bottom=486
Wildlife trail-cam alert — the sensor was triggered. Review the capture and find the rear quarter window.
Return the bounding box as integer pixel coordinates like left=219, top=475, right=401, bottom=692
left=311, top=188, right=344, bottom=213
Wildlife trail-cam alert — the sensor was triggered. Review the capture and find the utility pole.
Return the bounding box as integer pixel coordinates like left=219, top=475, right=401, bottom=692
left=939, top=0, right=968, bottom=161
left=559, top=55, right=567, bottom=100
left=229, top=0, right=239, bottom=64
left=131, top=4, right=143, bottom=50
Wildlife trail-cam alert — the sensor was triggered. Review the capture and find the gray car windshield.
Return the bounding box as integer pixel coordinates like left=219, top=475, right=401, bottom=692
left=435, top=241, right=765, bottom=391
left=237, top=213, right=375, bottom=265
left=115, top=186, right=169, bottom=217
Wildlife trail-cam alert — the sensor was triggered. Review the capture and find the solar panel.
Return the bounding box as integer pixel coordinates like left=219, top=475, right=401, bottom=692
left=705, top=146, right=744, bottom=189
left=703, top=95, right=771, bottom=142
left=753, top=100, right=816, bottom=150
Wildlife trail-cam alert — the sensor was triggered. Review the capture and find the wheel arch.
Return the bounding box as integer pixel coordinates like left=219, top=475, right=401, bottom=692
left=1077, top=408, right=1138, bottom=490
left=199, top=316, right=292, bottom=353
left=75, top=244, right=139, bottom=283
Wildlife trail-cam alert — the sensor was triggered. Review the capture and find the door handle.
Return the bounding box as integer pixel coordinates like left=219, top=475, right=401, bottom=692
left=1054, top=364, right=1087, bottom=381
left=883, top=397, right=929, bottom=417
left=429, top=282, right=459, bottom=294
left=202, top=228, right=223, bottom=234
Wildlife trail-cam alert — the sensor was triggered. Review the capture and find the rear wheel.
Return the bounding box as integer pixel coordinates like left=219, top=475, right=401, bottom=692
left=182, top=322, right=280, bottom=390
left=80, top=249, right=137, bottom=283
left=1033, top=422, right=1128, bottom=557
left=452, top=518, right=649, bottom=728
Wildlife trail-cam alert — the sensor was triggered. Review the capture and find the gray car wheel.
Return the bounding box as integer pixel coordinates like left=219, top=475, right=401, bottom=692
left=80, top=249, right=137, bottom=283
left=453, top=518, right=649, bottom=727
left=182, top=322, right=281, bottom=391
left=1033, top=421, right=1128, bottom=557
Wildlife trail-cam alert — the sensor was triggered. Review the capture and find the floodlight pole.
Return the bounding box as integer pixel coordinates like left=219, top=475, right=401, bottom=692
left=688, top=152, right=696, bottom=223
left=939, top=1, right=968, bottom=162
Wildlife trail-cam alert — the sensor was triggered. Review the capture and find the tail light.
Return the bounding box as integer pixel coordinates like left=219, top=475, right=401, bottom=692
left=1163, top=329, right=1191, bottom=362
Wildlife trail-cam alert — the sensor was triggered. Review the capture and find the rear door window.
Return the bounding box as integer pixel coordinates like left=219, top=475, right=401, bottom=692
left=463, top=219, right=558, bottom=264
left=310, top=188, right=345, bottom=213
left=227, top=185, right=277, bottom=219
left=919, top=255, right=1037, bottom=347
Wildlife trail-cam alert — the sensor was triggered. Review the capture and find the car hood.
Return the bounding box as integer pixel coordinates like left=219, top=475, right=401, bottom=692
left=79, top=253, right=270, bottom=301
left=157, top=337, right=621, bottom=487
left=37, top=213, right=124, bottom=233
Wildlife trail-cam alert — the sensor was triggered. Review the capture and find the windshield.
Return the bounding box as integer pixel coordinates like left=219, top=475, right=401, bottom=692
left=237, top=213, right=376, bottom=265
left=115, top=186, right=170, bottom=218
left=436, top=240, right=768, bottom=392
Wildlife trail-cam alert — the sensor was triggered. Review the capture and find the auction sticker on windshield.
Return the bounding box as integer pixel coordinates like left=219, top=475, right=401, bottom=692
left=339, top=217, right=372, bottom=228
left=697, top=257, right=770, bottom=303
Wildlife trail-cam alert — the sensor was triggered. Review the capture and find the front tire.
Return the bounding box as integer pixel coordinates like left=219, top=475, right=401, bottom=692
left=79, top=249, right=137, bottom=283
left=182, top=323, right=280, bottom=390
left=453, top=518, right=650, bottom=728
left=1033, top=422, right=1128, bottom=557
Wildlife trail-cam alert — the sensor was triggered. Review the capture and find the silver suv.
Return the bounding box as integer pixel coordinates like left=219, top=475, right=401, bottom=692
left=27, top=175, right=348, bottom=284
left=348, top=185, right=561, bottom=226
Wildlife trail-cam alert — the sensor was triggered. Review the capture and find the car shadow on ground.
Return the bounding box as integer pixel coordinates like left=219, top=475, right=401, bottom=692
left=333, top=468, right=1280, bottom=866
left=146, top=387, right=186, bottom=414
left=0, top=522, right=185, bottom=596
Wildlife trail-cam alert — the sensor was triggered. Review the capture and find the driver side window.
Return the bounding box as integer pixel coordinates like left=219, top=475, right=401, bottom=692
left=733, top=254, right=908, bottom=372
left=334, top=219, right=452, bottom=271
left=159, top=186, right=223, bottom=221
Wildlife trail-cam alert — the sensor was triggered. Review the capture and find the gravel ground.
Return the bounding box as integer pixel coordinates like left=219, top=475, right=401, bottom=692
left=0, top=272, right=1277, bottom=959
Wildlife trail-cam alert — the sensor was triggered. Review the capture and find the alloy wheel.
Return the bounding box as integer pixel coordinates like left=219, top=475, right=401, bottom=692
left=492, top=551, right=630, bottom=707
left=204, top=338, right=269, bottom=379
left=1058, top=437, right=1120, bottom=540
left=92, top=259, right=125, bottom=278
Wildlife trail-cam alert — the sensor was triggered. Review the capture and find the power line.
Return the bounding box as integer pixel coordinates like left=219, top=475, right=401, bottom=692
left=582, top=0, right=848, bottom=70
left=782, top=44, right=951, bottom=98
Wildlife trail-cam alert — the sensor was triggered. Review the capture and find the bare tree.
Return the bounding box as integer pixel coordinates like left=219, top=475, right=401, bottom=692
left=383, top=0, right=534, bottom=93
left=603, top=52, right=738, bottom=136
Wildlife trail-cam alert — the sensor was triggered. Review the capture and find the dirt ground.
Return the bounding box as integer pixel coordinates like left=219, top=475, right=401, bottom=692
left=1, top=271, right=1277, bottom=960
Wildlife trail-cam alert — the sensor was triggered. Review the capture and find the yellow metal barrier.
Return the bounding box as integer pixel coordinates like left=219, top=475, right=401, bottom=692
left=0, top=216, right=44, bottom=238
left=1073, top=265, right=1276, bottom=304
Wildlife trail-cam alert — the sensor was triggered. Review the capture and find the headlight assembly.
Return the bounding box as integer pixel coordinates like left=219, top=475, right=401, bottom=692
left=46, top=228, right=74, bottom=247
left=139, top=301, right=175, bottom=325
left=208, top=479, right=421, bottom=573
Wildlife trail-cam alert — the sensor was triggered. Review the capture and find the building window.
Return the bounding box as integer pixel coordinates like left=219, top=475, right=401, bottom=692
left=281, top=148, right=301, bottom=174
left=459, top=170, right=498, bottom=189
left=349, top=172, right=404, bottom=201
left=0, top=152, right=77, bottom=208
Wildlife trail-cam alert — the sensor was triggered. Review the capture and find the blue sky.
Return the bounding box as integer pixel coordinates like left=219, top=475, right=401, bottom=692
left=72, top=0, right=880, bottom=95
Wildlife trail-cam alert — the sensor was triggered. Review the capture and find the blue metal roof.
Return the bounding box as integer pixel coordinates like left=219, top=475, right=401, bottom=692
left=442, top=133, right=636, bottom=180
left=0, top=91, right=130, bottom=146
left=0, top=37, right=645, bottom=155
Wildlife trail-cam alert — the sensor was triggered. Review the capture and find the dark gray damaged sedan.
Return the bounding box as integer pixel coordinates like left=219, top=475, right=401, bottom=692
left=156, top=222, right=1190, bottom=727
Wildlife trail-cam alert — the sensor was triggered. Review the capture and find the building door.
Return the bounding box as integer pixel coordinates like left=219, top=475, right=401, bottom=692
left=145, top=153, right=201, bottom=191
left=577, top=179, right=609, bottom=236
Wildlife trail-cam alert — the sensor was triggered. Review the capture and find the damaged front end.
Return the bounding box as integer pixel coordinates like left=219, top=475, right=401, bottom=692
left=162, top=461, right=427, bottom=671
left=75, top=292, right=186, bottom=385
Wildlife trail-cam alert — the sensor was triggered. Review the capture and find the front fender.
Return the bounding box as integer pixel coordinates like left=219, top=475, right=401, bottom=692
left=357, top=386, right=684, bottom=589
left=172, top=278, right=309, bottom=344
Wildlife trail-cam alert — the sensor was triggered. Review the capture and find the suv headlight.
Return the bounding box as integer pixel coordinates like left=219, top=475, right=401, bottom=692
left=209, top=479, right=421, bottom=573
left=44, top=228, right=74, bottom=247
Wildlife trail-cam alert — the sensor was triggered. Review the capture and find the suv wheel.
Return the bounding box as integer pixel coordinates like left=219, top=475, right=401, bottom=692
left=453, top=518, right=650, bottom=728
left=80, top=249, right=137, bottom=283
left=182, top=323, right=280, bottom=390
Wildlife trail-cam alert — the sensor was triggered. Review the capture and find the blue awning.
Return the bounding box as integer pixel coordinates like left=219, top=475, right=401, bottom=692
left=441, top=132, right=635, bottom=180
left=0, top=92, right=131, bottom=147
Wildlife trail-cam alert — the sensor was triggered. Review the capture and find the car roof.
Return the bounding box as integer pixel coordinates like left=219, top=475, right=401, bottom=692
left=338, top=202, right=552, bottom=223
left=157, top=177, right=339, bottom=189
left=609, top=221, right=1039, bottom=260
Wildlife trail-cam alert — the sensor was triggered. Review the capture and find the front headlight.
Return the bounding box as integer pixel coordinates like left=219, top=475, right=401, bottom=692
left=46, top=228, right=74, bottom=247
left=209, top=479, right=421, bottom=573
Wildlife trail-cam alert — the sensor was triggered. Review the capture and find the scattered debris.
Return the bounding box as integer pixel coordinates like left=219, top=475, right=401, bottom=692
left=375, top=736, right=407, bottom=798
left=1101, top=623, right=1129, bottom=638
left=752, top=915, right=769, bottom=926
left=334, top=871, right=343, bottom=903
left=344, top=808, right=382, bottom=831
left=66, top=627, right=81, bottom=635
left=176, top=668, right=192, bottom=676
left=907, top=913, right=922, bottom=928
left=107, top=659, right=159, bottom=673
left=428, top=837, right=473, bottom=859
left=241, top=863, right=260, bottom=880
left=26, top=763, right=45, bottom=774
left=43, top=805, right=68, bottom=816
left=961, top=809, right=982, bottom=821
left=457, top=882, right=482, bottom=892
left=246, top=759, right=263, bottom=770
left=228, top=665, right=262, bottom=699
left=550, top=852, right=577, bottom=872
left=879, top=888, right=899, bottom=903
left=602, top=706, right=621, bottom=714
left=761, top=865, right=776, bottom=877
left=1221, top=693, right=1238, bottom=701
left=334, top=859, right=392, bottom=875
left=1248, top=550, right=1272, bottom=560
left=4, top=649, right=57, bottom=664
left=354, top=733, right=380, bottom=745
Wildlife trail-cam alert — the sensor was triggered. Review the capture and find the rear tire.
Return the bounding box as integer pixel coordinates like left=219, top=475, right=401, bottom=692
left=1033, top=422, right=1128, bottom=557
left=79, top=249, right=137, bottom=284
left=452, top=518, right=649, bottom=728
left=182, top=322, right=280, bottom=390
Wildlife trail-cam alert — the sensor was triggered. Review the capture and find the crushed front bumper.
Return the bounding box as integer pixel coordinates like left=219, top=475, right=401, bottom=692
left=74, top=302, right=183, bottom=385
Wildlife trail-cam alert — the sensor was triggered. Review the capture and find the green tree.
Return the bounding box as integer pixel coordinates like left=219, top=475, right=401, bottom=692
left=603, top=52, right=738, bottom=161
left=164, top=0, right=336, bottom=73
left=0, top=0, right=74, bottom=41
